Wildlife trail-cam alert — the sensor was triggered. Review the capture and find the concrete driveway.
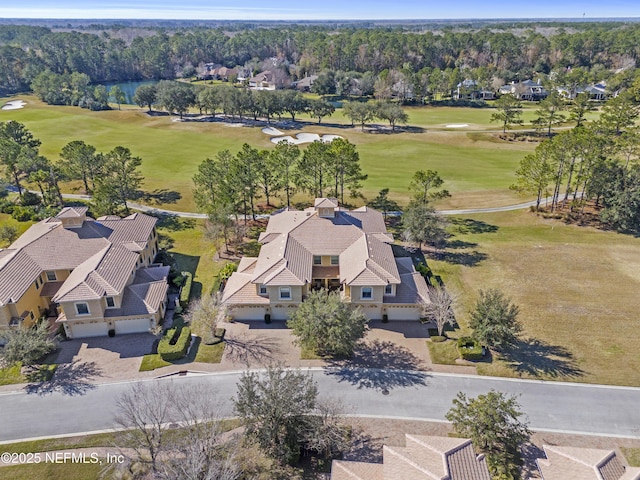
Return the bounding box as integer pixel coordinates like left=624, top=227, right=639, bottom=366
left=54, top=333, right=157, bottom=382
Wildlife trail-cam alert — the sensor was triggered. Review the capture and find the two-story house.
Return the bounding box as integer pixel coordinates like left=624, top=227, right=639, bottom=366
left=0, top=206, right=169, bottom=338
left=222, top=198, right=430, bottom=321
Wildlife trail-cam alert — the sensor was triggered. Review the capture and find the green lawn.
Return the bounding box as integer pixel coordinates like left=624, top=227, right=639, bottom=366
left=0, top=432, right=118, bottom=455
left=1, top=462, right=104, bottom=480
left=621, top=448, right=640, bottom=467
left=194, top=342, right=225, bottom=363
left=426, top=339, right=460, bottom=365
left=1, top=95, right=545, bottom=211
left=0, top=362, right=57, bottom=386
left=426, top=210, right=640, bottom=386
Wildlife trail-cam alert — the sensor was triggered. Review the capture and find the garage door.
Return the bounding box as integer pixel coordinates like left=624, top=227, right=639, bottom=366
left=386, top=307, right=422, bottom=321
left=271, top=306, right=296, bottom=320
left=115, top=318, right=152, bottom=335
left=231, top=307, right=266, bottom=321
left=70, top=321, right=109, bottom=338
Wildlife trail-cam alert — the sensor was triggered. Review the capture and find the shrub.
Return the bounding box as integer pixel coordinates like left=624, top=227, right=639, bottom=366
left=11, top=205, right=36, bottom=222
left=219, top=262, right=238, bottom=281
left=21, top=191, right=42, bottom=206
left=179, top=271, right=193, bottom=307
left=415, top=261, right=431, bottom=279
left=457, top=336, right=484, bottom=361
left=158, top=326, right=192, bottom=361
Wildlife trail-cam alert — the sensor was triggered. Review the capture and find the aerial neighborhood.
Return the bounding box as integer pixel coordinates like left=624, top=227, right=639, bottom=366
left=1, top=12, right=640, bottom=480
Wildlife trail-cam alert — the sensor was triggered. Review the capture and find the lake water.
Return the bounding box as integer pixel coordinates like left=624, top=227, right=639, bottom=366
left=103, top=80, right=158, bottom=105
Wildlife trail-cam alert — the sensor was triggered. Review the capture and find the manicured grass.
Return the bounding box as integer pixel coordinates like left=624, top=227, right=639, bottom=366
left=426, top=210, right=640, bottom=386
left=139, top=353, right=171, bottom=371
left=1, top=462, right=104, bottom=480
left=621, top=447, right=640, bottom=467
left=0, top=363, right=57, bottom=385
left=0, top=363, right=24, bottom=385
left=194, top=342, right=225, bottom=363
left=0, top=432, right=118, bottom=454
left=1, top=95, right=543, bottom=211
left=426, top=339, right=460, bottom=365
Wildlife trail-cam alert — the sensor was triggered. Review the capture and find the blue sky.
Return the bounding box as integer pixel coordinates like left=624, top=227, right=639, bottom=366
left=0, top=0, right=638, bottom=20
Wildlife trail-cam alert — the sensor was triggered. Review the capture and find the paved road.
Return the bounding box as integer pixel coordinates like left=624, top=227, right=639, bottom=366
left=1, top=369, right=638, bottom=443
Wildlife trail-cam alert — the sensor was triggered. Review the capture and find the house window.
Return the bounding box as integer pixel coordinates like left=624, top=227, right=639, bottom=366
left=259, top=284, right=267, bottom=295
left=75, top=303, right=90, bottom=315
left=106, top=297, right=115, bottom=308
left=385, top=284, right=394, bottom=295
left=34, top=278, right=40, bottom=289
left=313, top=255, right=322, bottom=265
left=330, top=255, right=339, bottom=265
left=46, top=271, right=57, bottom=281
left=279, top=287, right=291, bottom=300
left=29, top=312, right=34, bottom=320
left=361, top=287, right=373, bottom=300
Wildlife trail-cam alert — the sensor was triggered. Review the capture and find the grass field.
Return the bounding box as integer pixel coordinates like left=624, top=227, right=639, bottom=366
left=1, top=95, right=546, bottom=211
left=427, top=210, right=640, bottom=386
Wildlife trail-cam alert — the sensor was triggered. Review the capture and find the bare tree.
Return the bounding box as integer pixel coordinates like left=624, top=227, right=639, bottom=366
left=423, top=285, right=457, bottom=336
left=185, top=292, right=226, bottom=345
left=114, top=381, right=241, bottom=480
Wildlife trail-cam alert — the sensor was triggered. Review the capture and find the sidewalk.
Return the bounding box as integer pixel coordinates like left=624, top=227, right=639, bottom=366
left=0, top=321, right=476, bottom=394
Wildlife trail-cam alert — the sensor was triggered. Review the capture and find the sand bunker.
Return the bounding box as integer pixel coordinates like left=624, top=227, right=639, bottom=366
left=1, top=100, right=26, bottom=110
left=270, top=133, right=343, bottom=145
left=445, top=123, right=469, bottom=128
left=262, top=126, right=284, bottom=136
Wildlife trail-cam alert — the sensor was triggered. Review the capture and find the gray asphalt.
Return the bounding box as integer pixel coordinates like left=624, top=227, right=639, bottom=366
left=1, top=369, right=639, bottom=443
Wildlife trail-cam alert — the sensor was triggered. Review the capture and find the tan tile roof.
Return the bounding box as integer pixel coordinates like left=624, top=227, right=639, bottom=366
left=221, top=272, right=269, bottom=305
left=538, top=445, right=640, bottom=480
left=104, top=281, right=168, bottom=318
left=332, top=435, right=490, bottom=480
left=0, top=209, right=157, bottom=307
left=331, top=461, right=384, bottom=480
left=237, top=257, right=257, bottom=274
left=55, top=206, right=88, bottom=218
left=314, top=197, right=339, bottom=208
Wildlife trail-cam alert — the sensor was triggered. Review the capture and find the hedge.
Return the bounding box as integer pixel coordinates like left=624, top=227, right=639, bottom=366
left=456, top=336, right=484, bottom=361
left=158, top=326, right=192, bottom=361
left=179, top=271, right=193, bottom=307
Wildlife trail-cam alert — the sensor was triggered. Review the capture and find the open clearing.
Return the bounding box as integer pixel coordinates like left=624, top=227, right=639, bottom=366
left=1, top=95, right=538, bottom=211
left=428, top=210, right=640, bottom=386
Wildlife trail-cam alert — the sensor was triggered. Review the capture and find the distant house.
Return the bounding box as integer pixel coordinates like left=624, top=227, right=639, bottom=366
left=248, top=71, right=277, bottom=90
left=198, top=64, right=239, bottom=82
left=292, top=75, right=318, bottom=92
left=557, top=82, right=607, bottom=101
left=536, top=445, right=640, bottom=480
left=500, top=79, right=548, bottom=101
left=0, top=207, right=168, bottom=338
left=454, top=79, right=495, bottom=100
left=222, top=198, right=431, bottom=322
left=331, top=434, right=492, bottom=480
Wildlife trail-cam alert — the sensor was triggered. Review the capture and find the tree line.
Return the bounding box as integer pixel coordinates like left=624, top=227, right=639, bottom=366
left=512, top=92, right=640, bottom=232
left=193, top=138, right=366, bottom=250
left=2, top=23, right=640, bottom=97
left=0, top=121, right=144, bottom=217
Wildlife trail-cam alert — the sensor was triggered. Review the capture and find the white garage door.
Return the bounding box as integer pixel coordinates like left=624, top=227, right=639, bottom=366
left=386, top=307, right=422, bottom=321
left=271, top=306, right=295, bottom=320
left=231, top=307, right=266, bottom=321
left=70, top=321, right=109, bottom=338
left=115, top=318, right=152, bottom=335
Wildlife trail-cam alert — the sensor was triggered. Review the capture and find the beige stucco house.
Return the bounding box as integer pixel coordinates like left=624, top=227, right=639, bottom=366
left=222, top=198, right=430, bottom=321
left=0, top=206, right=169, bottom=338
